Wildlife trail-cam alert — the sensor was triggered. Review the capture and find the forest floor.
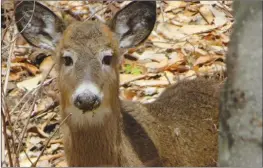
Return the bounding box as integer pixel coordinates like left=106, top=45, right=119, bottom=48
left=1, top=1, right=233, bottom=167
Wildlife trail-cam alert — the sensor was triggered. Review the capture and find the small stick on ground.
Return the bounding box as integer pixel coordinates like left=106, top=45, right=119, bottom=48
left=84, top=1, right=114, bottom=22
left=10, top=89, right=34, bottom=114
left=31, top=113, right=72, bottom=167
left=15, top=63, right=55, bottom=166
left=164, top=72, right=172, bottom=85
left=1, top=110, right=13, bottom=167
left=3, top=32, right=16, bottom=96
left=1, top=91, right=19, bottom=166
left=49, top=139, right=63, bottom=144
left=159, top=1, right=165, bottom=22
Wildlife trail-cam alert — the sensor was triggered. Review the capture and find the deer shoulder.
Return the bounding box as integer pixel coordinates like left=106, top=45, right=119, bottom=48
left=121, top=78, right=222, bottom=166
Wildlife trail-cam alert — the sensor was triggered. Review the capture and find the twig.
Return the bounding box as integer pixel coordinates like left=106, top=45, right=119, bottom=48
left=10, top=89, right=34, bottom=114
left=4, top=125, right=34, bottom=166
left=120, top=74, right=147, bottom=86
left=31, top=113, right=72, bottom=167
left=164, top=72, right=172, bottom=85
left=1, top=91, right=18, bottom=166
left=15, top=63, right=55, bottom=166
left=1, top=110, right=13, bottom=167
left=38, top=153, right=64, bottom=162
left=85, top=3, right=109, bottom=22
left=49, top=139, right=63, bottom=144
left=12, top=95, right=33, bottom=131
left=23, top=149, right=33, bottom=165
left=15, top=94, right=37, bottom=166
left=159, top=1, right=165, bottom=22
left=3, top=31, right=16, bottom=96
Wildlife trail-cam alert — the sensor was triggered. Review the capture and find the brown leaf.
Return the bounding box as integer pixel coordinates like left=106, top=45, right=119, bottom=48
left=199, top=5, right=214, bottom=24
left=180, top=25, right=217, bottom=35
left=27, top=125, right=49, bottom=138
left=120, top=74, right=146, bottom=86
left=194, top=55, right=224, bottom=66
left=131, top=80, right=170, bottom=87
left=120, top=89, right=137, bottom=100
left=145, top=61, right=168, bottom=73
left=9, top=71, right=27, bottom=81
left=156, top=23, right=186, bottom=40
left=11, top=62, right=40, bottom=75
left=11, top=56, right=27, bottom=63
left=165, top=1, right=187, bottom=12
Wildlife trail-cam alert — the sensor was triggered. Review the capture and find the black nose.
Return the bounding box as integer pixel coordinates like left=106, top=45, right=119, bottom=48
left=74, top=93, right=101, bottom=112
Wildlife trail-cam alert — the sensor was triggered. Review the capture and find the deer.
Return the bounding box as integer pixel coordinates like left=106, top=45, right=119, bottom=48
left=15, top=1, right=221, bottom=167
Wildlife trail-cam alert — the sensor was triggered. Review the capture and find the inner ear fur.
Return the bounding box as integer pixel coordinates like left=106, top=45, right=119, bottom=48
left=109, top=1, right=156, bottom=48
left=15, top=1, right=65, bottom=50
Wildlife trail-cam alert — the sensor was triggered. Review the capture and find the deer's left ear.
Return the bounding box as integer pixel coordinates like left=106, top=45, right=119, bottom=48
left=109, top=1, right=156, bottom=48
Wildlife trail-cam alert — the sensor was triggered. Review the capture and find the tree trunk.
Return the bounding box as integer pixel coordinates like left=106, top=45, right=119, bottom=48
left=219, top=1, right=262, bottom=167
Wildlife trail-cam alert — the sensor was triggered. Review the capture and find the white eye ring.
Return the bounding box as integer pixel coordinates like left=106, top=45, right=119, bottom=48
left=100, top=49, right=113, bottom=66
left=62, top=50, right=76, bottom=67
left=62, top=56, right=73, bottom=66
left=102, top=55, right=112, bottom=65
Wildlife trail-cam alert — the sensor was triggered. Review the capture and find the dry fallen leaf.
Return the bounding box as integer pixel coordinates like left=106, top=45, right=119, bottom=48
left=165, top=1, right=187, bottom=12
left=180, top=25, right=217, bottom=35
left=209, top=6, right=228, bottom=27
left=144, top=58, right=168, bottom=73
left=120, top=74, right=146, bottom=86
left=143, top=87, right=158, bottom=96
left=156, top=23, right=186, bottom=40
left=27, top=125, right=49, bottom=138
left=11, top=62, right=40, bottom=75
left=120, top=89, right=137, bottom=100
left=194, top=55, right=224, bottom=66
left=17, top=74, right=43, bottom=91
left=199, top=5, right=214, bottom=24
left=131, top=79, right=170, bottom=87
left=9, top=70, right=27, bottom=81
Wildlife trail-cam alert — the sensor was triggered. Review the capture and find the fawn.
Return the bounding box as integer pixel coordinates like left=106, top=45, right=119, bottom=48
left=15, top=1, right=220, bottom=166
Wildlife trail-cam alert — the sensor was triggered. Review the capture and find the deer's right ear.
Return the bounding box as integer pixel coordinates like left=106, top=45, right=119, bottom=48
left=15, top=1, right=66, bottom=50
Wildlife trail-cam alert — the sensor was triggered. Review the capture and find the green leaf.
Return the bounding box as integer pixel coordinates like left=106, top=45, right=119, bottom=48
left=123, top=64, right=143, bottom=75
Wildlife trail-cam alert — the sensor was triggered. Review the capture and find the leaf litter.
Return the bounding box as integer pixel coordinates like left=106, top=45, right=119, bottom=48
left=1, top=1, right=232, bottom=167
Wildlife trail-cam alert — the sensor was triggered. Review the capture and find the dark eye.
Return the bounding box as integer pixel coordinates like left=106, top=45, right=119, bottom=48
left=102, top=55, right=112, bottom=65
left=63, top=56, right=73, bottom=66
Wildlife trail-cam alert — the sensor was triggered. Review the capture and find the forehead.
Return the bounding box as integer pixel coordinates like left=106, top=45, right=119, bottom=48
left=60, top=21, right=119, bottom=52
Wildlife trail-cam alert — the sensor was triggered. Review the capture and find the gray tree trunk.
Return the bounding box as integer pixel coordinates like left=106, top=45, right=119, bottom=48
left=219, top=1, right=262, bottom=167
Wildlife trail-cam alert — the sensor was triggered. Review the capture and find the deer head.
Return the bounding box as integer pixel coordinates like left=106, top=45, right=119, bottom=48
left=15, top=1, right=156, bottom=125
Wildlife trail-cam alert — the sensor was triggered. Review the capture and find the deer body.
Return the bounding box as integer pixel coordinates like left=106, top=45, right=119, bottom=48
left=122, top=78, right=220, bottom=166
left=16, top=1, right=219, bottom=166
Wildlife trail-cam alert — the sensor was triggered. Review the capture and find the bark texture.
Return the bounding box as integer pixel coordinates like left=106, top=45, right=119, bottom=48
left=219, top=1, right=262, bottom=167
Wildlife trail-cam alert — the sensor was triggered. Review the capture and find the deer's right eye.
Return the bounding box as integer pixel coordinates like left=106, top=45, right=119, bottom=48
left=63, top=56, right=73, bottom=66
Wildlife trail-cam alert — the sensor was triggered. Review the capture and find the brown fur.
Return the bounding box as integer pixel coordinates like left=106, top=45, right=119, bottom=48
left=15, top=1, right=220, bottom=166
left=58, top=22, right=122, bottom=166
left=122, top=78, right=221, bottom=166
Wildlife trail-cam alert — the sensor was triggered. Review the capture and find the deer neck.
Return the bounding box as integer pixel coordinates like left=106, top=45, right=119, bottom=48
left=60, top=81, right=122, bottom=166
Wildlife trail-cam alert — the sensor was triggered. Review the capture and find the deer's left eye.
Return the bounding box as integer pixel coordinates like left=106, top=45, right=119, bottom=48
left=102, top=55, right=112, bottom=65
